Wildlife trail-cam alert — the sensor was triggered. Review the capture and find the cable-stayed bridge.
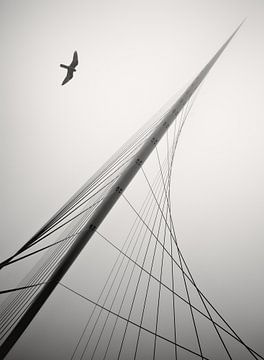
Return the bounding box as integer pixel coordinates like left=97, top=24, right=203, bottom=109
left=0, top=21, right=263, bottom=360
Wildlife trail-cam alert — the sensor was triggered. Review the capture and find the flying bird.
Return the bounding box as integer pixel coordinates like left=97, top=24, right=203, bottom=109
left=60, top=51, right=78, bottom=85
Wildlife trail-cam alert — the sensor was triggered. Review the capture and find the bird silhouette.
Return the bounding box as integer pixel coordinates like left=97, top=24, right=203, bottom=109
left=60, top=51, right=78, bottom=85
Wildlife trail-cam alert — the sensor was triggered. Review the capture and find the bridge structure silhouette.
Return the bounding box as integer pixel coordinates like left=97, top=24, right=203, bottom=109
left=0, top=21, right=263, bottom=360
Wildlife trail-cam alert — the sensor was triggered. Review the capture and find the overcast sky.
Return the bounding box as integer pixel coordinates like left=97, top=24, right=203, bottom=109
left=1, top=0, right=264, bottom=359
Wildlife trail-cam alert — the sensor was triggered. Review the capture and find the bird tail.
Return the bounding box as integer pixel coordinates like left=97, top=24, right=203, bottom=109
left=60, top=64, right=69, bottom=69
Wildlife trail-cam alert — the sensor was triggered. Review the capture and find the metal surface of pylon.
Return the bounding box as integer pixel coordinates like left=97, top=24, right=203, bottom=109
left=0, top=21, right=245, bottom=359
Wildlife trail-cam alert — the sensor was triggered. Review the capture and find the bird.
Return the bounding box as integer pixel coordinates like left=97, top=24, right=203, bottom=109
left=60, top=51, right=78, bottom=85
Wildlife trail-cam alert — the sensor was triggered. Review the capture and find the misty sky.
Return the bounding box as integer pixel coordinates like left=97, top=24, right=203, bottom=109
left=1, top=0, right=264, bottom=359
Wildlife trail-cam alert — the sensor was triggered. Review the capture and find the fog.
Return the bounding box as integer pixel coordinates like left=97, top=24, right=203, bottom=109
left=1, top=0, right=264, bottom=359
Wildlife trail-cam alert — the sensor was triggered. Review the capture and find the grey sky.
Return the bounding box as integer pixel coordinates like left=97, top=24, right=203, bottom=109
left=1, top=0, right=264, bottom=358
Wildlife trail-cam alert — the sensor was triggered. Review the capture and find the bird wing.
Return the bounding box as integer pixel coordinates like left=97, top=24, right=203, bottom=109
left=70, top=51, right=78, bottom=68
left=61, top=69, right=74, bottom=85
